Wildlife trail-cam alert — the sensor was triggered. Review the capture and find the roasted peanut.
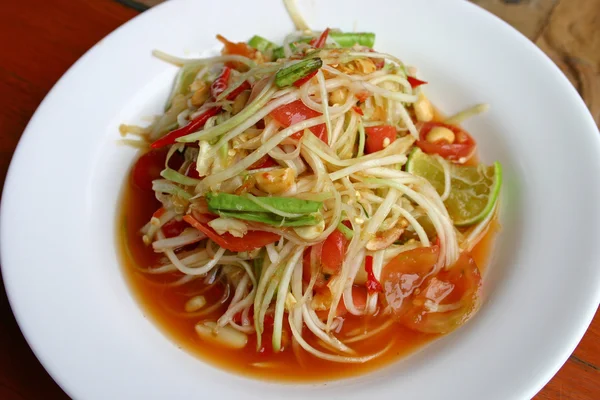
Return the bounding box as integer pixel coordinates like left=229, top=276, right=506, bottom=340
left=255, top=168, right=295, bottom=194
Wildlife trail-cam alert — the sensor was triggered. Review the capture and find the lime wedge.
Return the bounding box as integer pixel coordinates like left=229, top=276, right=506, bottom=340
left=406, top=148, right=502, bottom=226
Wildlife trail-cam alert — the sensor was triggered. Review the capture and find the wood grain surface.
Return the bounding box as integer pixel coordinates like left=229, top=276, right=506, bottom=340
left=0, top=0, right=598, bottom=399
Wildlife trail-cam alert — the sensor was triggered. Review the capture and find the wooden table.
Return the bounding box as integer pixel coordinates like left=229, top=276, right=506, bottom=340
left=0, top=0, right=598, bottom=398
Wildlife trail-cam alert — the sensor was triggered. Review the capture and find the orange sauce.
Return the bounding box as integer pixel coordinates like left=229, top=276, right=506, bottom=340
left=118, top=175, right=498, bottom=381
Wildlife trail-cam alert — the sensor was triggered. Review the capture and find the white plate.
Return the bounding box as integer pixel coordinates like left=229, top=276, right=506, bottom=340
left=2, top=0, right=600, bottom=399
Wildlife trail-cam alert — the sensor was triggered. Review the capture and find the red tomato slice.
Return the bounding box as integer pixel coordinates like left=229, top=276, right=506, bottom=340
left=401, top=252, right=481, bottom=334
left=186, top=162, right=202, bottom=179
left=161, top=219, right=189, bottom=238
left=321, top=229, right=349, bottom=275
left=270, top=100, right=328, bottom=143
left=416, top=122, right=476, bottom=161
left=381, top=246, right=439, bottom=314
left=182, top=215, right=280, bottom=252
left=249, top=155, right=279, bottom=170
left=365, top=125, right=397, bottom=154
left=131, top=148, right=184, bottom=191
left=336, top=286, right=368, bottom=317
left=131, top=148, right=167, bottom=191
left=302, top=230, right=349, bottom=291
left=302, top=246, right=328, bottom=290
left=381, top=246, right=482, bottom=334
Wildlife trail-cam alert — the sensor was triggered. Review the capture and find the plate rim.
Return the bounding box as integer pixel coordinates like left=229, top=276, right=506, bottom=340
left=2, top=0, right=600, bottom=399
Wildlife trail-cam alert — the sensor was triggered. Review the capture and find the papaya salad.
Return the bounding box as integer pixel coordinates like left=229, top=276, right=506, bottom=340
left=120, top=10, right=502, bottom=375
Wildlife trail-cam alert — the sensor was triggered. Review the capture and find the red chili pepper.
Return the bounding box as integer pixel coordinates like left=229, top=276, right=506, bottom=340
left=151, top=78, right=251, bottom=149
left=150, top=106, right=220, bottom=149
left=352, top=106, right=364, bottom=115
left=356, top=91, right=371, bottom=102
left=293, top=70, right=318, bottom=87
left=249, top=155, right=279, bottom=170
left=407, top=76, right=427, bottom=88
left=310, top=28, right=330, bottom=48
left=183, top=215, right=280, bottom=252
left=225, top=80, right=251, bottom=100
left=211, top=66, right=232, bottom=98
left=365, top=255, right=383, bottom=294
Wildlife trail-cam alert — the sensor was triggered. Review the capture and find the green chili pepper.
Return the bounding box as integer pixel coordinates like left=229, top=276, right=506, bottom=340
left=206, top=192, right=322, bottom=214
left=271, top=32, right=375, bottom=61
left=216, top=210, right=320, bottom=227
left=248, top=35, right=277, bottom=53
left=275, top=58, right=323, bottom=88
left=329, top=32, right=375, bottom=48
left=272, top=39, right=310, bottom=60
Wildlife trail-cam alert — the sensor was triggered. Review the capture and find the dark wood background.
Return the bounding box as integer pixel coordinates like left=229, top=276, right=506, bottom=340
left=0, top=0, right=598, bottom=398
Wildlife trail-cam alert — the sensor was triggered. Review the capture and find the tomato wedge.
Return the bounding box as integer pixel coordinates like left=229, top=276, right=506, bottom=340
left=381, top=246, right=482, bottom=334
left=365, top=125, right=397, bottom=154
left=302, top=246, right=328, bottom=290
left=131, top=148, right=184, bottom=190
left=302, top=229, right=348, bottom=289
left=321, top=229, right=349, bottom=275
left=161, top=219, right=189, bottom=238
left=335, top=286, right=368, bottom=317
left=270, top=100, right=328, bottom=143
left=381, top=246, right=439, bottom=312
left=182, top=215, right=280, bottom=252
left=416, top=122, right=476, bottom=161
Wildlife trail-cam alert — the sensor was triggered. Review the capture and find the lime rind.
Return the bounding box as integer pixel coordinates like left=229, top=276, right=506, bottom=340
left=406, top=148, right=502, bottom=227
left=455, top=161, right=502, bottom=227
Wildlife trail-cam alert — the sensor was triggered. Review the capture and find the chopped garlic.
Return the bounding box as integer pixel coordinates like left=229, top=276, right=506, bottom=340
left=195, top=321, right=248, bottom=349
left=185, top=295, right=207, bottom=312
left=285, top=293, right=297, bottom=311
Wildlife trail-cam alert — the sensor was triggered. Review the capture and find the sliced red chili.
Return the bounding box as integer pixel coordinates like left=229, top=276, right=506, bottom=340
left=249, top=155, right=279, bottom=170
left=182, top=215, right=280, bottom=252
left=352, top=106, right=364, bottom=115
left=365, top=255, right=383, bottom=294
left=293, top=70, right=318, bottom=87
left=151, top=78, right=250, bottom=149
left=407, top=76, right=427, bottom=88
left=310, top=28, right=330, bottom=48
left=211, top=66, right=232, bottom=98
left=150, top=107, right=220, bottom=149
